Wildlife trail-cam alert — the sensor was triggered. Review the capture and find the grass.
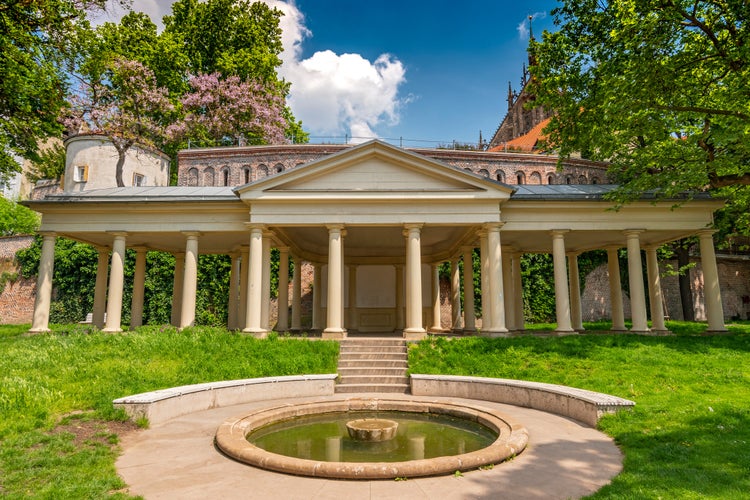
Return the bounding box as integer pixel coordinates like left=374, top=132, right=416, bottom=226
left=409, top=320, right=750, bottom=499
left=0, top=324, right=339, bottom=499
left=1, top=321, right=748, bottom=498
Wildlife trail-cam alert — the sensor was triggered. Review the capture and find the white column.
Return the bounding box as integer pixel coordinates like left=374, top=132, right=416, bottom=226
left=340, top=231, right=346, bottom=329
left=395, top=265, right=405, bottom=330
left=292, top=255, right=302, bottom=330
left=277, top=247, right=289, bottom=332
left=403, top=224, right=426, bottom=339
left=312, top=263, right=323, bottom=330
left=179, top=232, right=200, bottom=329
left=170, top=253, right=184, bottom=327
left=431, top=263, right=442, bottom=332
left=227, top=252, right=240, bottom=330
left=238, top=247, right=249, bottom=330
left=323, top=225, right=346, bottom=338
left=244, top=226, right=266, bottom=336
left=502, top=250, right=516, bottom=331
left=485, top=223, right=508, bottom=335
left=698, top=230, right=727, bottom=332
left=261, top=234, right=271, bottom=330
left=462, top=247, right=476, bottom=333
left=551, top=230, right=574, bottom=333
left=130, top=247, right=147, bottom=328
left=607, top=247, right=626, bottom=331
left=92, top=247, right=109, bottom=329
left=625, top=230, right=649, bottom=333
left=512, top=252, right=525, bottom=332
left=348, top=265, right=358, bottom=331
left=103, top=232, right=127, bottom=332
left=568, top=252, right=584, bottom=331
left=645, top=245, right=667, bottom=332
left=450, top=257, right=462, bottom=331
left=479, top=231, right=491, bottom=331
left=29, top=232, right=56, bottom=333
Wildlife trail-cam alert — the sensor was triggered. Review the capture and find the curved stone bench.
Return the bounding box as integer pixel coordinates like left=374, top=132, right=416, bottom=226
left=113, top=373, right=633, bottom=428
left=113, top=374, right=337, bottom=425
left=410, top=374, right=635, bottom=427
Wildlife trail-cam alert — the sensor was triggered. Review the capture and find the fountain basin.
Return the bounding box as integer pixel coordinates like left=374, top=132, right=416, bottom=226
left=215, top=398, right=528, bottom=479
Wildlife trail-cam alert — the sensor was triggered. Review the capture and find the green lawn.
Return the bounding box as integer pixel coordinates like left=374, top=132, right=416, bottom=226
left=1, top=322, right=748, bottom=498
left=409, top=320, right=750, bottom=499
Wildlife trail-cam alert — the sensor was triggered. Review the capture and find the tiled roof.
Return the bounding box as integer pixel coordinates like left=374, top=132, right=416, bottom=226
left=488, top=117, right=551, bottom=153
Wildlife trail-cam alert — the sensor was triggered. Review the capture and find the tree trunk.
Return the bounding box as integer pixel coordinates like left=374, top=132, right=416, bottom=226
left=675, top=244, right=694, bottom=321
left=115, top=149, right=126, bottom=187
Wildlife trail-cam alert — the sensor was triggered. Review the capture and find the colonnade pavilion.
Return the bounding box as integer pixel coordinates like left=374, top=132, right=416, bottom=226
left=25, top=140, right=727, bottom=338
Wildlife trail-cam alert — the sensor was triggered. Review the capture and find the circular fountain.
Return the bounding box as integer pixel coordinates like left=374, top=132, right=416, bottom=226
left=215, top=398, right=528, bottom=479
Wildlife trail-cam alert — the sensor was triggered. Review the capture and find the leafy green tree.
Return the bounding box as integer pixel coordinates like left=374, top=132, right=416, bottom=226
left=27, top=142, right=66, bottom=182
left=63, top=58, right=174, bottom=187
left=0, top=0, right=113, bottom=183
left=531, top=0, right=749, bottom=236
left=0, top=197, right=40, bottom=236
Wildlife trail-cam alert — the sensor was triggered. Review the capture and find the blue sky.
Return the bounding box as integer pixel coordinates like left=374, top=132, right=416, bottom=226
left=102, top=0, right=559, bottom=147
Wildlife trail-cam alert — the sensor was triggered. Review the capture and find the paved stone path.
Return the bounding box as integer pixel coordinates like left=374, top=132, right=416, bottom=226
left=117, top=394, right=623, bottom=499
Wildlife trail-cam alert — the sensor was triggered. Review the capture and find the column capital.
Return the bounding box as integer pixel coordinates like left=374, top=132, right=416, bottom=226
left=106, top=231, right=128, bottom=238
left=37, top=231, right=57, bottom=238
left=326, top=223, right=345, bottom=232
left=566, top=250, right=581, bottom=257
left=483, top=222, right=504, bottom=232
left=181, top=231, right=202, bottom=238
left=277, top=246, right=290, bottom=253
left=697, top=228, right=718, bottom=238
left=244, top=223, right=266, bottom=232
left=404, top=222, right=424, bottom=230
left=460, top=245, right=475, bottom=253
left=605, top=245, right=621, bottom=251
left=623, top=229, right=645, bottom=238
left=550, top=229, right=569, bottom=238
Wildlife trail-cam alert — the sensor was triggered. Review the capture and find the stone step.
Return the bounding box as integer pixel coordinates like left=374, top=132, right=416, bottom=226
left=340, top=345, right=407, bottom=354
left=338, top=367, right=408, bottom=376
left=338, top=375, right=409, bottom=385
left=339, top=338, right=406, bottom=345
left=339, top=352, right=408, bottom=361
left=338, top=359, right=408, bottom=368
left=334, top=383, right=410, bottom=394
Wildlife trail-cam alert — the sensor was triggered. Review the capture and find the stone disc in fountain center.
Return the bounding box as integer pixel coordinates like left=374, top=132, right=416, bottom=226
left=346, top=418, right=398, bottom=442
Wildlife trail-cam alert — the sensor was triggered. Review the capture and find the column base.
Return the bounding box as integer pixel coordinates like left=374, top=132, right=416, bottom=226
left=428, top=327, right=447, bottom=334
left=703, top=329, right=730, bottom=335
left=462, top=328, right=478, bottom=335
left=629, top=329, right=652, bottom=335
left=101, top=327, right=123, bottom=333
left=610, top=327, right=628, bottom=332
left=322, top=328, right=347, bottom=340
left=242, top=327, right=268, bottom=339
left=403, top=328, right=427, bottom=341
left=27, top=327, right=50, bottom=335
left=553, top=328, right=577, bottom=336
left=479, top=328, right=510, bottom=338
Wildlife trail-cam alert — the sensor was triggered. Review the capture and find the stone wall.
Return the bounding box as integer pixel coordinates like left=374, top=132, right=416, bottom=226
left=581, top=255, right=750, bottom=322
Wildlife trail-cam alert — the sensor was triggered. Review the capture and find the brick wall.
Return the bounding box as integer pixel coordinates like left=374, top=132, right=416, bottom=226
left=0, top=235, right=35, bottom=324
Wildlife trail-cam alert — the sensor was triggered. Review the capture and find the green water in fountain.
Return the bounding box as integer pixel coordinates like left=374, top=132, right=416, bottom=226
left=247, top=411, right=497, bottom=463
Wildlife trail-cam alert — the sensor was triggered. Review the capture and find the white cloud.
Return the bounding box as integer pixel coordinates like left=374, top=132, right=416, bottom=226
left=269, top=1, right=407, bottom=141
left=96, top=0, right=408, bottom=141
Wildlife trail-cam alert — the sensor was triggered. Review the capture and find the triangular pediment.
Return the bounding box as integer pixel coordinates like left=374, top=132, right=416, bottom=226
left=235, top=140, right=514, bottom=201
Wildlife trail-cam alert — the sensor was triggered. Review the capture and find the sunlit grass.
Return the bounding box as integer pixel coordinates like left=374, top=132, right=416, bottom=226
left=0, top=324, right=339, bottom=498
left=410, top=321, right=750, bottom=499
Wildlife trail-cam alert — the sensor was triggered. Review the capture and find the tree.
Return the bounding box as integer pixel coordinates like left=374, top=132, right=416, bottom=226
left=0, top=0, right=113, bottom=183
left=531, top=1, right=750, bottom=234
left=63, top=58, right=174, bottom=187
left=168, top=73, right=287, bottom=147
left=0, top=197, right=39, bottom=236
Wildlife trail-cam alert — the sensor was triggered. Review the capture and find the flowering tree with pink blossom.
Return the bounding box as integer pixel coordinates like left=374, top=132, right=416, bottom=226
left=168, top=73, right=287, bottom=147
left=63, top=58, right=174, bottom=187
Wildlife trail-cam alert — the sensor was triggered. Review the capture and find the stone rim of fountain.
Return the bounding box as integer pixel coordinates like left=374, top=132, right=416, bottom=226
left=215, top=397, right=529, bottom=480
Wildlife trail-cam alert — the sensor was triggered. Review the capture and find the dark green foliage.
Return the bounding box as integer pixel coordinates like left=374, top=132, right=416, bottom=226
left=521, top=253, right=556, bottom=322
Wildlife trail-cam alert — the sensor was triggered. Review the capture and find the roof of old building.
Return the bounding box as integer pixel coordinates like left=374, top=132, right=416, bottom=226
left=488, top=117, right=550, bottom=153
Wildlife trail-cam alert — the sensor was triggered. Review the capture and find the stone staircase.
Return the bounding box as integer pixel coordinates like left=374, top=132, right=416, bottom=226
left=335, top=338, right=410, bottom=394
